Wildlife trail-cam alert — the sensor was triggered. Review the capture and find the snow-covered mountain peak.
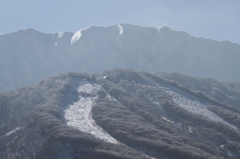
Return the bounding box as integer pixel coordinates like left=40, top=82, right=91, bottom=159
left=71, top=27, right=90, bottom=45
left=1, top=24, right=240, bottom=92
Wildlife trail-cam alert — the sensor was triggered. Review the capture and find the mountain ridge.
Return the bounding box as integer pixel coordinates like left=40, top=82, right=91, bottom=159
left=1, top=24, right=240, bottom=92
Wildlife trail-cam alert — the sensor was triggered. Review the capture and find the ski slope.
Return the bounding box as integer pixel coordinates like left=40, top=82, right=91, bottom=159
left=62, top=78, right=118, bottom=144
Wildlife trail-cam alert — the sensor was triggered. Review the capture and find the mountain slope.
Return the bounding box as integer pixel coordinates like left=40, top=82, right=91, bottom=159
left=1, top=24, right=240, bottom=92
left=1, top=69, right=240, bottom=159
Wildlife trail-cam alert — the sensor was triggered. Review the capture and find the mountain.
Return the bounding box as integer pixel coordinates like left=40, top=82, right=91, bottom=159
left=1, top=69, right=240, bottom=159
left=1, top=24, right=240, bottom=92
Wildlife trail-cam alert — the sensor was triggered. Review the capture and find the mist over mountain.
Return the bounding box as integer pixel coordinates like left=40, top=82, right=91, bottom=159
left=1, top=69, right=240, bottom=159
left=1, top=24, right=240, bottom=92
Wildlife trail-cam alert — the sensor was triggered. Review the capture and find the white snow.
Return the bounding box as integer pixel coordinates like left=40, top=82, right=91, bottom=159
left=63, top=79, right=118, bottom=144
left=169, top=27, right=178, bottom=31
left=160, top=86, right=238, bottom=131
left=58, top=32, right=65, bottom=39
left=71, top=27, right=89, bottom=45
left=71, top=31, right=81, bottom=45
left=162, top=117, right=170, bottom=122
left=55, top=42, right=58, bottom=46
left=22, top=28, right=29, bottom=33
left=5, top=127, right=21, bottom=136
left=188, top=126, right=193, bottom=133
left=117, top=25, right=123, bottom=36
left=162, top=117, right=182, bottom=129
left=156, top=27, right=163, bottom=34
left=1, top=24, right=240, bottom=93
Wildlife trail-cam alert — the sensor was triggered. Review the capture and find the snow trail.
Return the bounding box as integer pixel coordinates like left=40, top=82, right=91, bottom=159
left=63, top=79, right=118, bottom=144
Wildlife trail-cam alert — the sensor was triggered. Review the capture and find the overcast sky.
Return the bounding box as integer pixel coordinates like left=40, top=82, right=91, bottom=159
left=1, top=0, right=239, bottom=44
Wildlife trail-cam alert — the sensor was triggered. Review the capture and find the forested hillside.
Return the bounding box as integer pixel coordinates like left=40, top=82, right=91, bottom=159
left=0, top=69, right=240, bottom=159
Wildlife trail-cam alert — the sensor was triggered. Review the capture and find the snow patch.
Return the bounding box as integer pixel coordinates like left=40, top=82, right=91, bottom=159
left=169, top=27, right=178, bottom=31
left=162, top=117, right=182, bottom=129
left=5, top=127, right=21, bottom=136
left=156, top=27, right=163, bottom=34
left=71, top=27, right=89, bottom=45
left=188, top=126, right=193, bottom=133
left=22, top=28, right=30, bottom=33
left=162, top=117, right=170, bottom=122
left=160, top=86, right=238, bottom=131
left=71, top=31, right=81, bottom=45
left=55, top=42, right=58, bottom=46
left=63, top=79, right=118, bottom=144
left=117, top=25, right=123, bottom=36
left=58, top=32, right=65, bottom=39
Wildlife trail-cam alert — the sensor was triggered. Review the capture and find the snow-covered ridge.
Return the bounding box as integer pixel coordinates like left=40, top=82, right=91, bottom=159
left=71, top=27, right=90, bottom=45
left=1, top=23, right=240, bottom=93
left=63, top=78, right=118, bottom=143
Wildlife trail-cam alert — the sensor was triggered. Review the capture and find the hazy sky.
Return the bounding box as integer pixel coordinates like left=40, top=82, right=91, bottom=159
left=1, top=0, right=239, bottom=44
